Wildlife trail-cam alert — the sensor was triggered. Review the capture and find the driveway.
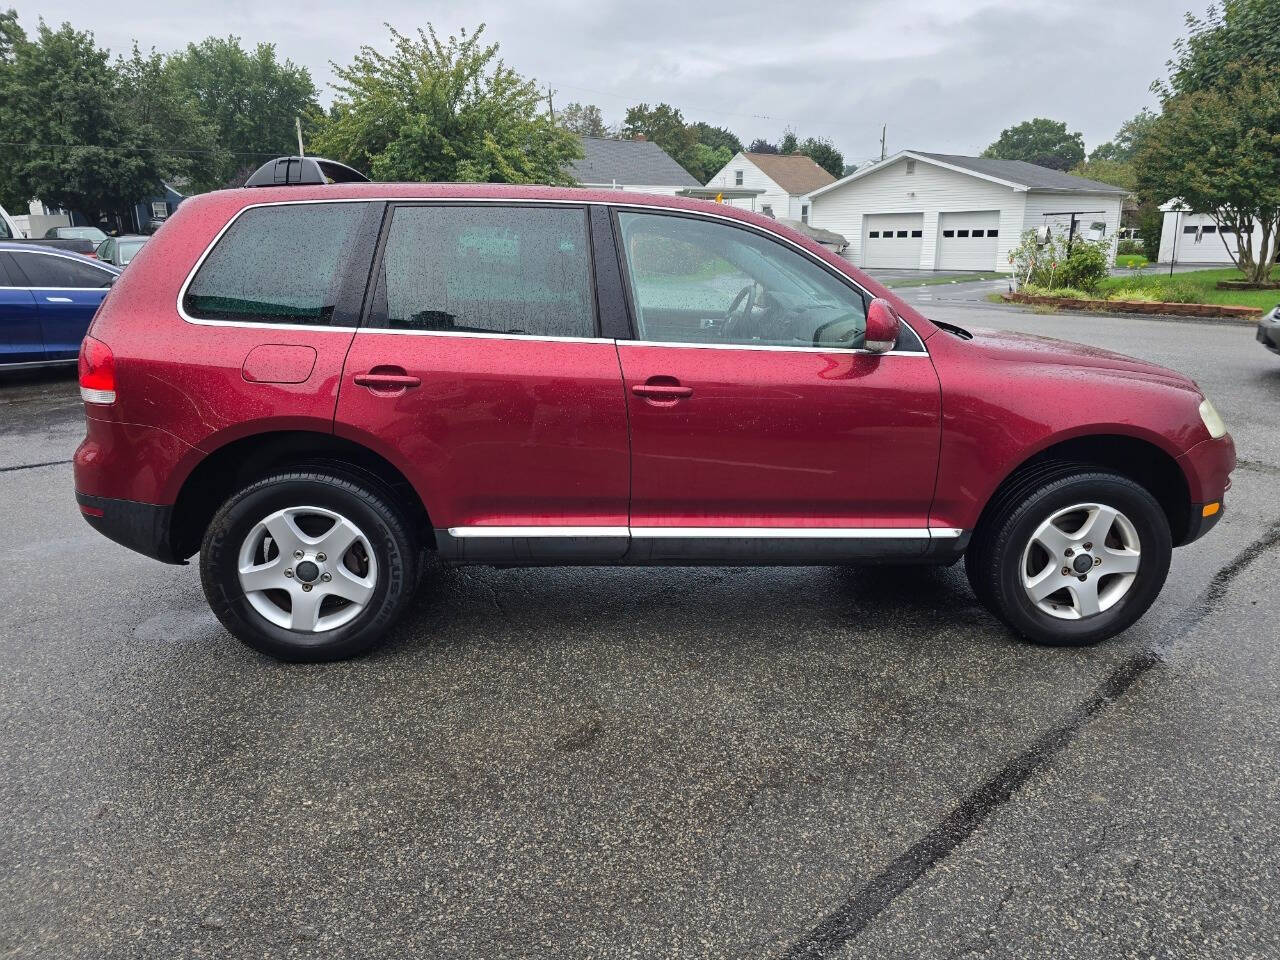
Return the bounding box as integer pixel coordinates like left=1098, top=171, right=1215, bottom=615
left=2, top=303, right=1278, bottom=959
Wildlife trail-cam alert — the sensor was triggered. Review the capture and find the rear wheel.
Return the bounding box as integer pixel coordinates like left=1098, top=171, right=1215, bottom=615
left=966, top=469, right=1171, bottom=646
left=200, top=470, right=418, bottom=662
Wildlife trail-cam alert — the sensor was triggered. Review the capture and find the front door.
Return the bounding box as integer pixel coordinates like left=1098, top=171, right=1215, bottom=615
left=7, top=250, right=115, bottom=360
left=611, top=209, right=942, bottom=560
left=336, top=202, right=631, bottom=562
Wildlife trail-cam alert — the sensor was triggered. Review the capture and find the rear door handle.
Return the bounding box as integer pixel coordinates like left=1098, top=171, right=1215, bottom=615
left=354, top=366, right=421, bottom=394
left=45, top=296, right=73, bottom=303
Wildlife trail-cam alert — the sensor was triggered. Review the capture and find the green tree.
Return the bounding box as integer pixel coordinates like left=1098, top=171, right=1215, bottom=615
left=779, top=128, right=798, bottom=154
left=747, top=138, right=778, bottom=154
left=1137, top=61, right=1280, bottom=282
left=797, top=136, right=844, bottom=179
left=689, top=142, right=732, bottom=184
left=691, top=121, right=741, bottom=156
left=621, top=102, right=698, bottom=176
left=982, top=117, right=1085, bottom=171
left=1088, top=109, right=1157, bottom=163
left=1161, top=0, right=1280, bottom=96
left=0, top=19, right=163, bottom=219
left=165, top=36, right=319, bottom=191
left=116, top=45, right=219, bottom=189
left=557, top=102, right=609, bottom=138
left=314, top=25, right=581, bottom=185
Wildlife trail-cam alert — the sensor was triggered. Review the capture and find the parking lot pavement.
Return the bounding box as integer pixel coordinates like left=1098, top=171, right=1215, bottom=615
left=2, top=308, right=1278, bottom=959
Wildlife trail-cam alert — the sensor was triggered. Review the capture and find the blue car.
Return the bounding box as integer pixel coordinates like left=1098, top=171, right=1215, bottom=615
left=1, top=242, right=121, bottom=368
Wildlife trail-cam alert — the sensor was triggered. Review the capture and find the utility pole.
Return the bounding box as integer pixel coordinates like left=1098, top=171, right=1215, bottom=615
left=880, top=125, right=886, bottom=161
left=546, top=86, right=555, bottom=122
left=295, top=116, right=305, bottom=157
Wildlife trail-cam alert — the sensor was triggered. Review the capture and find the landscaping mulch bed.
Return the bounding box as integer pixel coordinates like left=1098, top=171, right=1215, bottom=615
left=1003, top=291, right=1262, bottom=323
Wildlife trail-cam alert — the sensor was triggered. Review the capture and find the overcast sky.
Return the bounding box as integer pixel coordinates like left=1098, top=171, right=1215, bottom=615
left=25, top=0, right=1194, bottom=164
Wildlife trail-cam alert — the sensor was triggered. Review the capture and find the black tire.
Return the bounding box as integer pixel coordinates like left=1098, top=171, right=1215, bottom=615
left=200, top=469, right=418, bottom=662
left=965, top=468, right=1172, bottom=647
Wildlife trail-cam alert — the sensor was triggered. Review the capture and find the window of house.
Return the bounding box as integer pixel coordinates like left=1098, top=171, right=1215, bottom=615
left=911, top=229, right=923, bottom=238
left=988, top=229, right=998, bottom=238
left=734, top=170, right=744, bottom=186
left=942, top=229, right=955, bottom=238
left=896, top=230, right=908, bottom=238
left=762, top=204, right=774, bottom=217
left=1202, top=225, right=1216, bottom=234
left=616, top=211, right=868, bottom=350
left=151, top=201, right=168, bottom=220
left=801, top=204, right=809, bottom=224
left=1183, top=225, right=1198, bottom=234
left=185, top=202, right=369, bottom=324
left=868, top=231, right=880, bottom=238
left=906, top=159, right=916, bottom=175
left=972, top=230, right=985, bottom=238
left=373, top=204, right=595, bottom=338
left=957, top=229, right=970, bottom=238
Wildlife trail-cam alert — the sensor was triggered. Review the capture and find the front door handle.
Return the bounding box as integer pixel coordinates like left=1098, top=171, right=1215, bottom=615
left=354, top=366, right=421, bottom=394
left=632, top=377, right=693, bottom=405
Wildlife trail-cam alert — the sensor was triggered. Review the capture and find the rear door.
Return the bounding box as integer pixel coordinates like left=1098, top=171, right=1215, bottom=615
left=335, top=202, right=631, bottom=562
left=0, top=253, right=43, bottom=365
left=8, top=250, right=115, bottom=360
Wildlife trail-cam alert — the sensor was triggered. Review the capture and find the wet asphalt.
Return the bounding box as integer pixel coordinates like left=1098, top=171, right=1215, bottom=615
left=2, top=292, right=1279, bottom=959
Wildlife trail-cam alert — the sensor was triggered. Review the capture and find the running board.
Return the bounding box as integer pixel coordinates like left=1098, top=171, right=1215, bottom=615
left=436, top=526, right=968, bottom=566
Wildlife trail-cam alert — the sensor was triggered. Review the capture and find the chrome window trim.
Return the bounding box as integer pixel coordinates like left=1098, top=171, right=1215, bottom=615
left=448, top=525, right=963, bottom=540
left=622, top=340, right=929, bottom=357
left=173, top=195, right=931, bottom=354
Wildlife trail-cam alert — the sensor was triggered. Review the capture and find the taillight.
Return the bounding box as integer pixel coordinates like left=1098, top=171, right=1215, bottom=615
left=79, top=336, right=116, bottom=404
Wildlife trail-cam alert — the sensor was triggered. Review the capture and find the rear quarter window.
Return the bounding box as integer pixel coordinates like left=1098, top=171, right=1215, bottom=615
left=184, top=202, right=369, bottom=325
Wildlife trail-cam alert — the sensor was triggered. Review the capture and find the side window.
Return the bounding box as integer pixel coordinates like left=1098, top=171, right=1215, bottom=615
left=617, top=211, right=868, bottom=350
left=184, top=202, right=368, bottom=324
left=374, top=205, right=594, bottom=338
left=10, top=252, right=114, bottom=288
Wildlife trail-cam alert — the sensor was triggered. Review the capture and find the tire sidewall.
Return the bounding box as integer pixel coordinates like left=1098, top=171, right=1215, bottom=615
left=201, top=474, right=412, bottom=661
left=992, top=474, right=1171, bottom=646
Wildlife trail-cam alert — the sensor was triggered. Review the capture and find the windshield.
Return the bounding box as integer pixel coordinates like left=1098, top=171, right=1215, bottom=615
left=58, top=227, right=108, bottom=242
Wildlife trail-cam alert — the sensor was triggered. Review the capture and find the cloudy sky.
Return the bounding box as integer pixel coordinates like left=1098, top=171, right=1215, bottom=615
left=25, top=0, right=1195, bottom=164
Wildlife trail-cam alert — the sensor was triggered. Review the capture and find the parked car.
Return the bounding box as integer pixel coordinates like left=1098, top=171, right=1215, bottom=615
left=1, top=242, right=120, bottom=367
left=95, top=235, right=149, bottom=267
left=0, top=204, right=20, bottom=240
left=73, top=171, right=1235, bottom=662
left=1257, top=304, right=1280, bottom=356
left=44, top=225, right=109, bottom=244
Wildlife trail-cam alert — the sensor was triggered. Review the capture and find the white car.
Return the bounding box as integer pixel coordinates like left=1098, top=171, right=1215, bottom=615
left=0, top=204, right=21, bottom=241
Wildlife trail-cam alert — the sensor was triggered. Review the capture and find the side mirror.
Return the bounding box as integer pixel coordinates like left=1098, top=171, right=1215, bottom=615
left=865, top=298, right=900, bottom=354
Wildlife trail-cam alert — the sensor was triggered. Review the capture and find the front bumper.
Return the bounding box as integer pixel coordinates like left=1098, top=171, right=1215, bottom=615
left=75, top=492, right=182, bottom=563
left=1175, top=434, right=1236, bottom=546
left=1258, top=310, right=1280, bottom=355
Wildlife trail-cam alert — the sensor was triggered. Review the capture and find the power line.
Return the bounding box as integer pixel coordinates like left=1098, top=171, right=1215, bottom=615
left=0, top=140, right=281, bottom=157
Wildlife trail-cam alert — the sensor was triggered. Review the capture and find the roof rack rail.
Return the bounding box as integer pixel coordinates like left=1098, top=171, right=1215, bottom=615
left=244, top=156, right=371, bottom=188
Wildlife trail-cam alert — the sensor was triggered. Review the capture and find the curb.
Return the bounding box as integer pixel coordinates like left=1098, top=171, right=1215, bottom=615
left=1001, top=293, right=1262, bottom=325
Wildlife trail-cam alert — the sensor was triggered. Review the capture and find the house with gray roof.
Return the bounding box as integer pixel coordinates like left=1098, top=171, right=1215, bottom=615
left=569, top=136, right=701, bottom=195
left=806, top=150, right=1129, bottom=272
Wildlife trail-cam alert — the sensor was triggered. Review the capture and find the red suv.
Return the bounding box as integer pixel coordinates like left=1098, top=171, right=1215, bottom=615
left=73, top=175, right=1235, bottom=661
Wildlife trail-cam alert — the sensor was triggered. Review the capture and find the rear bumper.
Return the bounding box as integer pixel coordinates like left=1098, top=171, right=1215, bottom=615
left=76, top=493, right=183, bottom=563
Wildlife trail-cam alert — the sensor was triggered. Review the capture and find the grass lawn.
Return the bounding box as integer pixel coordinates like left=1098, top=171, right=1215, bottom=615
left=882, top=271, right=1005, bottom=288
left=1114, top=253, right=1148, bottom=269
left=1097, top=266, right=1280, bottom=310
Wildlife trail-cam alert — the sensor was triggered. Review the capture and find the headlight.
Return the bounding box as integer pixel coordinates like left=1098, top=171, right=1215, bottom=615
left=1199, top=398, right=1227, bottom=439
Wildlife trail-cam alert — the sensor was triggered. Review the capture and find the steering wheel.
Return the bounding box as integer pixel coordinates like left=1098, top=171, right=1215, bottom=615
left=722, top=283, right=758, bottom=340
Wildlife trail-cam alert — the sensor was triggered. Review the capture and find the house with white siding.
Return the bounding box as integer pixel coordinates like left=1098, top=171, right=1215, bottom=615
left=806, top=151, right=1127, bottom=273
left=704, top=152, right=836, bottom=221
left=1156, top=201, right=1268, bottom=266
left=568, top=136, right=700, bottom=195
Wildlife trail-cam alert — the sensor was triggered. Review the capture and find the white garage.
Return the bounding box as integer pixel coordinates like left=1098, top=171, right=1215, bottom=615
left=861, top=213, right=923, bottom=269
left=805, top=151, right=1127, bottom=274
left=937, top=211, right=1001, bottom=270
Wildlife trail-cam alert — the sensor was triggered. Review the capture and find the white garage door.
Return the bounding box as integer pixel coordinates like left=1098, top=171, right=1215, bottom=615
left=937, top=211, right=1000, bottom=270
left=862, top=214, right=924, bottom=269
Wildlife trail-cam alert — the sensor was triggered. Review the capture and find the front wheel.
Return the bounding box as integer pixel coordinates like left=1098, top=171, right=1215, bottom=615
left=200, top=470, right=418, bottom=662
left=966, top=469, right=1172, bottom=646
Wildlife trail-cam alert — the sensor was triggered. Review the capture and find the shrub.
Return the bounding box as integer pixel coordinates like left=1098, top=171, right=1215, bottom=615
left=1009, top=230, right=1111, bottom=292
left=1116, top=238, right=1143, bottom=255
left=1055, top=240, right=1110, bottom=292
